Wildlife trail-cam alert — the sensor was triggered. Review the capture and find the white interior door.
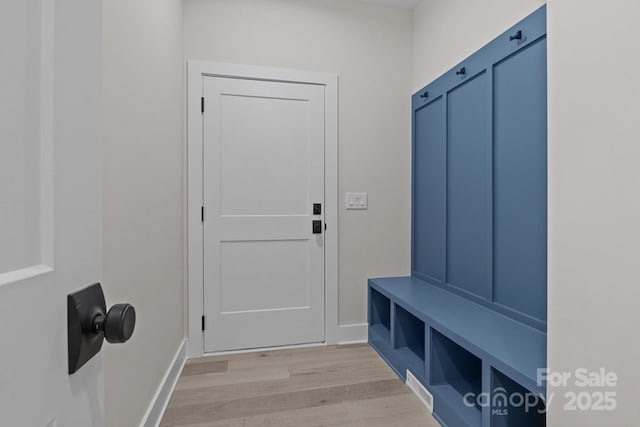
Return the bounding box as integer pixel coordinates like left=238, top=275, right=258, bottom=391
left=0, top=0, right=104, bottom=426
left=203, top=76, right=325, bottom=352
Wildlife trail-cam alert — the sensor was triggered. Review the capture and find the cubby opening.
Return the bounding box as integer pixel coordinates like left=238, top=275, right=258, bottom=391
left=430, top=328, right=482, bottom=426
left=491, top=369, right=546, bottom=427
left=369, top=288, right=391, bottom=342
left=394, top=305, right=425, bottom=374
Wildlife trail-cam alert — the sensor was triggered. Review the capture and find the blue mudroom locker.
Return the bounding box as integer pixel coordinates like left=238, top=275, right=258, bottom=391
left=368, top=5, right=548, bottom=427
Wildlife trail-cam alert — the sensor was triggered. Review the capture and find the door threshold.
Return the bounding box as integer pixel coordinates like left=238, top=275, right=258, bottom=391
left=202, top=341, right=327, bottom=358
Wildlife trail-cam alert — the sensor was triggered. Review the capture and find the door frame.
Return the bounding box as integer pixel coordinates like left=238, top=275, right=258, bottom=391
left=186, top=61, right=338, bottom=357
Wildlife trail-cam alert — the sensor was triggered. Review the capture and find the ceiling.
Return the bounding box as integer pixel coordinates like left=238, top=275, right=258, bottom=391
left=357, top=0, right=419, bottom=9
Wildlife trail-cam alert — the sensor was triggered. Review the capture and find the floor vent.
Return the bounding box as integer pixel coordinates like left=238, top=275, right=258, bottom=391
left=406, top=370, right=434, bottom=414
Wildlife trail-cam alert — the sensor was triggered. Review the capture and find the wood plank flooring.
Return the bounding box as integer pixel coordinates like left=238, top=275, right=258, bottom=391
left=161, top=344, right=440, bottom=426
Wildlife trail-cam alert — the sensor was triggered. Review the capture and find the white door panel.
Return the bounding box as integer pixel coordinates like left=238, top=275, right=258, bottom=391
left=218, top=216, right=310, bottom=240
left=0, top=0, right=104, bottom=426
left=220, top=240, right=311, bottom=313
left=203, top=76, right=325, bottom=352
left=0, top=0, right=44, bottom=275
left=219, top=94, right=311, bottom=216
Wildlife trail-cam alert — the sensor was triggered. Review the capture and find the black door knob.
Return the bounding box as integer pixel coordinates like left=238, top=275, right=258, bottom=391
left=68, top=283, right=137, bottom=374
left=93, top=303, right=136, bottom=344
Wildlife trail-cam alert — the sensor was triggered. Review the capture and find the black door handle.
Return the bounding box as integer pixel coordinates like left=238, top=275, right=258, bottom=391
left=92, top=303, right=136, bottom=344
left=312, top=220, right=322, bottom=234
left=68, top=283, right=136, bottom=374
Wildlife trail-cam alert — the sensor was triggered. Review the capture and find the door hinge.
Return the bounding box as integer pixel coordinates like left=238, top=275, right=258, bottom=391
left=201, top=206, right=204, bottom=222
left=201, top=97, right=205, bottom=114
left=201, top=315, right=205, bottom=331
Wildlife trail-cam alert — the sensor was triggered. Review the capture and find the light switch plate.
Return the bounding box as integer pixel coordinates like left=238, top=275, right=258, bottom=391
left=346, top=192, right=368, bottom=210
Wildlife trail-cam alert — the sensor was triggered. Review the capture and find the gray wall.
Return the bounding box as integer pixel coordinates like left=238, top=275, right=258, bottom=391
left=184, top=0, right=414, bottom=326
left=547, top=0, right=640, bottom=424
left=413, top=0, right=545, bottom=92
left=103, top=0, right=185, bottom=425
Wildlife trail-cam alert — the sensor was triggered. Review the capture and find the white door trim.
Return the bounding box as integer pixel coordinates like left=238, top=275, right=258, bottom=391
left=186, top=61, right=339, bottom=357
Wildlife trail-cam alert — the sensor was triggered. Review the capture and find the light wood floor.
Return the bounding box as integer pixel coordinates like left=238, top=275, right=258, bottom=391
left=161, top=343, right=440, bottom=427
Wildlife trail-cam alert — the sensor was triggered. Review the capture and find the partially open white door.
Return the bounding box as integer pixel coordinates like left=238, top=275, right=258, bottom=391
left=0, top=0, right=104, bottom=426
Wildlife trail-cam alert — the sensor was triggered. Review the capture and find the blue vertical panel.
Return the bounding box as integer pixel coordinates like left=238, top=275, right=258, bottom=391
left=493, top=38, right=547, bottom=322
left=413, top=98, right=445, bottom=283
left=447, top=73, right=492, bottom=300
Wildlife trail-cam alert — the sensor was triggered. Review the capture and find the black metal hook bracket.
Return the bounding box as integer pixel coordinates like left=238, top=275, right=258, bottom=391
left=510, top=30, right=523, bottom=41
left=456, top=67, right=466, bottom=76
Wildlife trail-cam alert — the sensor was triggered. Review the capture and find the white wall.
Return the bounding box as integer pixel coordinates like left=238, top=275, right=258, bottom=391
left=184, top=0, right=414, bottom=327
left=547, top=0, right=640, bottom=424
left=412, top=0, right=545, bottom=92
left=103, top=0, right=185, bottom=426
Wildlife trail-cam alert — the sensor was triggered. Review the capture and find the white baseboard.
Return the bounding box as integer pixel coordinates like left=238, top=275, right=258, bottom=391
left=334, top=323, right=368, bottom=344
left=202, top=341, right=327, bottom=357
left=140, top=338, right=187, bottom=427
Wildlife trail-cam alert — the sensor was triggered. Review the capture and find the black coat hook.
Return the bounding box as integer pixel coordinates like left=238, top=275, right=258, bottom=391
left=420, top=91, right=428, bottom=99
left=456, top=67, right=466, bottom=76
left=509, top=30, right=522, bottom=41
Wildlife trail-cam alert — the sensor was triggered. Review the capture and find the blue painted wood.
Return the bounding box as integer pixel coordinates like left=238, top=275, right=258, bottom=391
left=410, top=4, right=547, bottom=331
left=431, top=328, right=483, bottom=426
left=493, top=37, right=548, bottom=322
left=491, top=368, right=546, bottom=427
left=446, top=72, right=492, bottom=300
left=372, top=6, right=548, bottom=427
left=369, top=319, right=428, bottom=386
left=431, top=382, right=482, bottom=427
left=369, top=276, right=546, bottom=397
left=431, top=328, right=482, bottom=395
left=369, top=287, right=391, bottom=333
left=424, top=326, right=432, bottom=385
left=481, top=362, right=492, bottom=427
left=413, top=97, right=446, bottom=283
left=394, top=306, right=425, bottom=364
left=368, top=326, right=406, bottom=379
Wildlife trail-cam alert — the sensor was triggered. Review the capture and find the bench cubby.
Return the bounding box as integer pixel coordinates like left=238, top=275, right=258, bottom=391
left=491, top=369, right=546, bottom=427
left=430, top=329, right=482, bottom=427
left=368, top=276, right=546, bottom=427
left=368, top=287, right=391, bottom=345
left=393, top=305, right=425, bottom=379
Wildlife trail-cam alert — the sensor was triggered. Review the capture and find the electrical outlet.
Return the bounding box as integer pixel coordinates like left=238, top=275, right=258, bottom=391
left=346, top=192, right=368, bottom=210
